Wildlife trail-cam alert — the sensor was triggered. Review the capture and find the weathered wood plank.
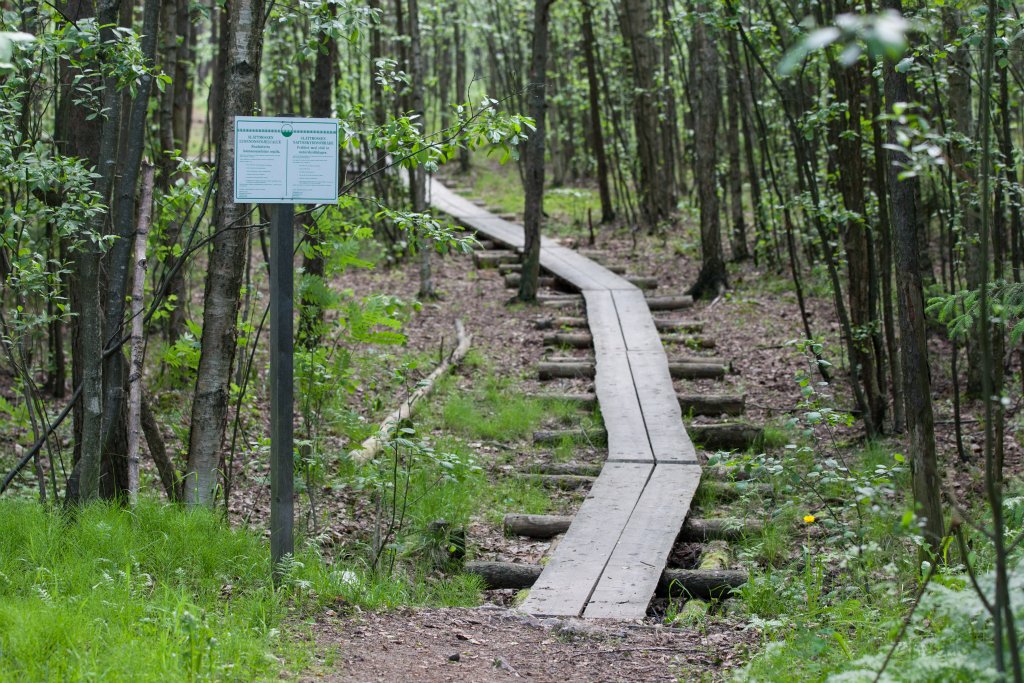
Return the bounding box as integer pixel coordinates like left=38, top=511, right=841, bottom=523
left=583, top=464, right=702, bottom=619
left=627, top=350, right=698, bottom=464
left=582, top=290, right=625, bottom=354
left=612, top=290, right=662, bottom=353
left=520, top=462, right=653, bottom=617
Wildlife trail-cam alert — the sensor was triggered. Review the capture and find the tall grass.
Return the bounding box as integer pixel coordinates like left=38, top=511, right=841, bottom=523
left=0, top=500, right=482, bottom=682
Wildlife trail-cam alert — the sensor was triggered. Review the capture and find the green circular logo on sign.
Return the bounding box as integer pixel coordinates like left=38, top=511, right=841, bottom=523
left=280, top=124, right=293, bottom=138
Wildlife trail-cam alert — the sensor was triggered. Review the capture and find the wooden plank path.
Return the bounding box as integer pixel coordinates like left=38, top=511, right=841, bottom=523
left=429, top=180, right=702, bottom=619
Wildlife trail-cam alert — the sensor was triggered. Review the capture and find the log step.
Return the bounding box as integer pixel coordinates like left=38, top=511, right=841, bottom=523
left=516, top=474, right=594, bottom=490
left=537, top=360, right=730, bottom=381
left=508, top=263, right=628, bottom=276
left=505, top=273, right=557, bottom=289
left=474, top=250, right=519, bottom=268
left=542, top=332, right=715, bottom=349
left=535, top=316, right=706, bottom=333
left=534, top=422, right=762, bottom=450
left=646, top=295, right=694, bottom=311
left=689, top=423, right=764, bottom=451
left=524, top=392, right=745, bottom=417
left=465, top=561, right=746, bottom=599
left=627, top=276, right=659, bottom=290
left=504, top=514, right=762, bottom=541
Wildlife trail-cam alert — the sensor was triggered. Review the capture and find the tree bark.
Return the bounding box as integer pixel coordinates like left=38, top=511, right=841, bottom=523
left=518, top=0, right=555, bottom=303
left=689, top=5, right=727, bottom=298
left=581, top=0, right=613, bottom=223
left=185, top=0, right=265, bottom=507
left=883, top=0, right=944, bottom=553
left=619, top=0, right=675, bottom=230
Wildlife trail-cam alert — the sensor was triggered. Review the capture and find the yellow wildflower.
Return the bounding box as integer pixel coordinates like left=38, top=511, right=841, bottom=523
left=803, top=514, right=816, bottom=524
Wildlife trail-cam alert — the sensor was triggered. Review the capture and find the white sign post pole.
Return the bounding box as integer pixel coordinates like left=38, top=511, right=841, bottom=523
left=234, top=116, right=339, bottom=581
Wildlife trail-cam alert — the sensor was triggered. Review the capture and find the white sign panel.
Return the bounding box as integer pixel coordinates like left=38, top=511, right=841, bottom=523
left=234, top=116, right=339, bottom=204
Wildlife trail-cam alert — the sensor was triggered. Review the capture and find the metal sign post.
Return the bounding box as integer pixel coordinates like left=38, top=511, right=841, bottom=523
left=233, top=116, right=339, bottom=581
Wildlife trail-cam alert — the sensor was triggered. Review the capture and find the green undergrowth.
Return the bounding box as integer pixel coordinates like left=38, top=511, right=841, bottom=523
left=0, top=500, right=480, bottom=682
left=447, top=159, right=603, bottom=238
left=681, top=344, right=1024, bottom=682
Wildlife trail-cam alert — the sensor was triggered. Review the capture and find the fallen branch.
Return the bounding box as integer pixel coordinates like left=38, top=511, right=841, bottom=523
left=350, top=319, right=472, bottom=463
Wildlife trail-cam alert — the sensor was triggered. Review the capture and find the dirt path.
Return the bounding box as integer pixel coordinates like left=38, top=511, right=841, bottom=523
left=305, top=607, right=753, bottom=682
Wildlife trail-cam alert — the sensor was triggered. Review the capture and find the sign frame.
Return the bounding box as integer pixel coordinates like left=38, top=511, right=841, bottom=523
left=234, top=115, right=340, bottom=205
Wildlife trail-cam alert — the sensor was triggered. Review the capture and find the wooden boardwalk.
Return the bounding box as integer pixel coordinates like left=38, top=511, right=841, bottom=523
left=430, top=180, right=702, bottom=620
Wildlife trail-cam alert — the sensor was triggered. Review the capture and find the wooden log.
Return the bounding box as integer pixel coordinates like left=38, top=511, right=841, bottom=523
left=505, top=273, right=557, bottom=289
left=535, top=314, right=704, bottom=332
left=465, top=561, right=746, bottom=598
left=533, top=428, right=607, bottom=446
left=659, top=334, right=716, bottom=349
left=465, top=561, right=542, bottom=590
left=542, top=333, right=594, bottom=348
left=679, top=394, right=745, bottom=417
left=474, top=250, right=519, bottom=268
left=659, top=569, right=747, bottom=599
left=654, top=319, right=706, bottom=332
left=517, top=473, right=595, bottom=490
left=497, top=212, right=518, bottom=221
left=537, top=360, right=728, bottom=381
left=627, top=276, right=659, bottom=290
left=351, top=321, right=473, bottom=463
left=577, top=249, right=607, bottom=263
left=539, top=295, right=582, bottom=309
left=498, top=262, right=521, bottom=274
left=688, top=423, right=764, bottom=451
left=674, top=541, right=731, bottom=622
left=504, top=514, right=761, bottom=541
left=543, top=332, right=715, bottom=349
left=525, top=392, right=744, bottom=417
left=646, top=295, right=694, bottom=311
left=537, top=361, right=595, bottom=380
left=523, top=462, right=603, bottom=477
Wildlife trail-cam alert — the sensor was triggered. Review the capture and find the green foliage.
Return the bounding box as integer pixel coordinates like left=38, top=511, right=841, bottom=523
left=0, top=499, right=488, bottom=682
left=927, top=280, right=1024, bottom=345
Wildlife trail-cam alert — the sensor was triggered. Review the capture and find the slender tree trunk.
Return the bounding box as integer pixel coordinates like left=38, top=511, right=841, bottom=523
left=581, top=0, right=613, bottom=223
left=619, top=0, right=674, bottom=230
left=883, top=0, right=944, bottom=553
left=298, top=24, right=336, bottom=347
left=518, top=0, right=556, bottom=302
left=454, top=7, right=470, bottom=173
left=408, top=0, right=434, bottom=299
left=725, top=32, right=748, bottom=261
left=688, top=5, right=727, bottom=298
left=97, top=0, right=161, bottom=501
left=185, top=0, right=265, bottom=507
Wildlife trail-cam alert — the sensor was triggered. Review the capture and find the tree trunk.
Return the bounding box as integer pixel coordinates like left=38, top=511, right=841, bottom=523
left=518, top=0, right=555, bottom=303
left=581, top=0, right=613, bottom=223
left=883, top=0, right=944, bottom=553
left=185, top=0, right=265, bottom=507
left=688, top=5, right=727, bottom=298
left=725, top=32, right=748, bottom=261
left=298, top=24, right=336, bottom=348
left=619, top=0, right=675, bottom=230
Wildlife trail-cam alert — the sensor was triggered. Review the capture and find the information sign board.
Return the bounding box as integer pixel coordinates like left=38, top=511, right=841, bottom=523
left=234, top=116, right=339, bottom=204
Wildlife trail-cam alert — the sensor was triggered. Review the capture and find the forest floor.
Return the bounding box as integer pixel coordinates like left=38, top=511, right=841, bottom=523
left=3, top=167, right=1020, bottom=682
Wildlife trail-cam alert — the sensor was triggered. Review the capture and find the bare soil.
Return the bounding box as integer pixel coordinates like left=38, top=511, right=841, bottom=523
left=303, top=606, right=755, bottom=682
